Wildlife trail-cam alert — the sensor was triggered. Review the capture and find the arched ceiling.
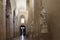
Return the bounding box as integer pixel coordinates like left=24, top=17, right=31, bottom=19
left=10, top=0, right=16, bottom=10
left=10, top=0, right=27, bottom=10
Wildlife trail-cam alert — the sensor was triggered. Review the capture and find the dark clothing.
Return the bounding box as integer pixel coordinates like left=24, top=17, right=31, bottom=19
left=20, top=25, right=26, bottom=36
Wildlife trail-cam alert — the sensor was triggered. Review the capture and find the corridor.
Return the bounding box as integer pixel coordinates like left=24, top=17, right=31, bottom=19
left=0, top=0, right=60, bottom=40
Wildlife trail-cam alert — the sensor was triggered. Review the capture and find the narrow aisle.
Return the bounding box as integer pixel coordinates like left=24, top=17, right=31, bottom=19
left=13, top=36, right=32, bottom=40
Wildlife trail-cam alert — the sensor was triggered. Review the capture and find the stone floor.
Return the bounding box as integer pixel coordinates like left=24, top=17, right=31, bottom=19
left=7, top=33, right=50, bottom=40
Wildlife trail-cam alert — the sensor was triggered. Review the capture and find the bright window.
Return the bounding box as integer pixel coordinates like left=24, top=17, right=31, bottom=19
left=21, top=18, right=25, bottom=24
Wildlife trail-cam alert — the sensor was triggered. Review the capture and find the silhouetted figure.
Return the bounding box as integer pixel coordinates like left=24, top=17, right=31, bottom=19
left=20, top=25, right=26, bottom=36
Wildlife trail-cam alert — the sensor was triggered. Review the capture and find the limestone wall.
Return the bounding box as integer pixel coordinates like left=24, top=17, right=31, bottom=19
left=0, top=0, right=6, bottom=40
left=43, top=0, right=60, bottom=40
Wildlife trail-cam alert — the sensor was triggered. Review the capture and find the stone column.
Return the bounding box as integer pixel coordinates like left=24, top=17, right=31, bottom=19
left=34, top=0, right=42, bottom=39
left=0, top=0, right=6, bottom=40
left=6, top=0, right=14, bottom=39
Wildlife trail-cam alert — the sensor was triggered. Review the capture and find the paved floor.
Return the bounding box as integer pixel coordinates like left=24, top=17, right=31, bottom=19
left=7, top=33, right=50, bottom=40
left=9, top=35, right=38, bottom=40
left=13, top=36, right=34, bottom=40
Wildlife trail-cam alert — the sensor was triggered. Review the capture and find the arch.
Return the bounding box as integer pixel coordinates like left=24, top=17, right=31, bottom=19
left=20, top=15, right=25, bottom=24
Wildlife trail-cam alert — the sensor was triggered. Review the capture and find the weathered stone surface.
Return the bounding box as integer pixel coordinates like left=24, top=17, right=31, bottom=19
left=43, top=0, right=60, bottom=40
left=0, top=0, right=6, bottom=40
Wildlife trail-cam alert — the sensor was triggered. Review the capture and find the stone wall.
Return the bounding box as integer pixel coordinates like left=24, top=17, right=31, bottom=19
left=34, top=0, right=42, bottom=39
left=43, top=0, right=60, bottom=40
left=0, top=0, right=6, bottom=40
